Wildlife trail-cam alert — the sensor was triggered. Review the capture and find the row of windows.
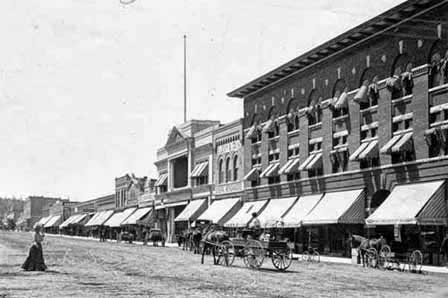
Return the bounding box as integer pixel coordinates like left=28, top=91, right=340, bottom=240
left=218, top=155, right=239, bottom=184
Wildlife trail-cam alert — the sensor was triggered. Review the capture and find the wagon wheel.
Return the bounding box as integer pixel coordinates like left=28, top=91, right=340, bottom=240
left=243, top=239, right=265, bottom=269
left=408, top=250, right=423, bottom=273
left=271, top=248, right=293, bottom=271
left=366, top=248, right=378, bottom=268
left=302, top=251, right=310, bottom=262
left=215, top=240, right=235, bottom=266
left=378, top=245, right=391, bottom=270
left=312, top=251, right=320, bottom=263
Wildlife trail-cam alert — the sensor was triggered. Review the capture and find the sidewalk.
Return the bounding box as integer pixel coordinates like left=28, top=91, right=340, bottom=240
left=47, top=233, right=448, bottom=274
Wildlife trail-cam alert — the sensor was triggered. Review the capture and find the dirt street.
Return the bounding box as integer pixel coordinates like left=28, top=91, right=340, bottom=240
left=0, top=231, right=446, bottom=298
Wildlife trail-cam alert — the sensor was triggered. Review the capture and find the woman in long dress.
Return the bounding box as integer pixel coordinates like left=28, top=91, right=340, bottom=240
left=22, top=225, right=47, bottom=271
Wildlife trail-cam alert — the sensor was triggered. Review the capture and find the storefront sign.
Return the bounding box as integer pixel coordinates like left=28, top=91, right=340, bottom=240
left=217, top=141, right=241, bottom=154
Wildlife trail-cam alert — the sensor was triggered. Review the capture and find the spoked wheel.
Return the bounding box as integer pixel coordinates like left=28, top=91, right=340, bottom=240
left=366, top=248, right=378, bottom=268
left=312, top=251, right=320, bottom=263
left=302, top=251, right=310, bottom=262
left=271, top=248, right=293, bottom=271
left=378, top=245, right=391, bottom=270
left=215, top=240, right=235, bottom=266
left=243, top=239, right=265, bottom=269
left=408, top=250, right=423, bottom=273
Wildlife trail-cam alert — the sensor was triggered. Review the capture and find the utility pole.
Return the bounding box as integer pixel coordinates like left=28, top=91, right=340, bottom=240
left=183, top=34, right=187, bottom=123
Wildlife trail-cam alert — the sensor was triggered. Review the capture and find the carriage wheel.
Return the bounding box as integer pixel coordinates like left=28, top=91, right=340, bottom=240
left=408, top=250, right=423, bottom=273
left=243, top=239, right=265, bottom=269
left=378, top=245, right=391, bottom=270
left=312, top=251, right=320, bottom=263
left=301, top=251, right=310, bottom=262
left=271, top=248, right=293, bottom=271
left=366, top=248, right=378, bottom=268
left=215, top=240, right=235, bottom=266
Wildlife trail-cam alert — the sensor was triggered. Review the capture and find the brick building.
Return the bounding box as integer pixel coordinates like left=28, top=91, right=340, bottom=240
left=115, top=174, right=147, bottom=209
left=228, top=0, right=448, bottom=262
left=22, top=196, right=61, bottom=229
left=154, top=120, right=220, bottom=241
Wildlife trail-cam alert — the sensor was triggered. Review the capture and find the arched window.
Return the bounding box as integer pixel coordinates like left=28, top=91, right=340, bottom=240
left=331, top=79, right=348, bottom=117
left=307, top=90, right=322, bottom=125
left=233, top=155, right=239, bottom=181
left=218, top=159, right=224, bottom=184
left=356, top=68, right=379, bottom=110
left=286, top=98, right=299, bottom=132
left=388, top=54, right=413, bottom=99
left=428, top=40, right=448, bottom=88
left=225, top=157, right=231, bottom=183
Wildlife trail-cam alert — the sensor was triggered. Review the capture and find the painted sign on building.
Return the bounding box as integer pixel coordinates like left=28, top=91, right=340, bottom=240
left=216, top=140, right=241, bottom=154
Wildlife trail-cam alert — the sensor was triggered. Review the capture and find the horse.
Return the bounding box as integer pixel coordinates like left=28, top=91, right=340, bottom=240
left=349, top=234, right=387, bottom=267
left=200, top=224, right=229, bottom=265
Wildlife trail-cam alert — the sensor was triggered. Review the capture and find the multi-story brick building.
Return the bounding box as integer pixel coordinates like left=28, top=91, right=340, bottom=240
left=154, top=120, right=220, bottom=242
left=22, top=196, right=61, bottom=229
left=227, top=0, right=448, bottom=263
left=74, top=194, right=115, bottom=213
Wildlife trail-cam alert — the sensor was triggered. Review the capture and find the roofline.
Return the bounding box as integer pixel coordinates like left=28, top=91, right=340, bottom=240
left=227, top=0, right=443, bottom=98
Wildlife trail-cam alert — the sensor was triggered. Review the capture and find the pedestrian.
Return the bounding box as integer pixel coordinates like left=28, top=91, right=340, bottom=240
left=22, top=224, right=47, bottom=271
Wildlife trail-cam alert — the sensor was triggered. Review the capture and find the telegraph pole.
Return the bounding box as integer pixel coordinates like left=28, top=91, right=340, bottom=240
left=183, top=34, right=187, bottom=123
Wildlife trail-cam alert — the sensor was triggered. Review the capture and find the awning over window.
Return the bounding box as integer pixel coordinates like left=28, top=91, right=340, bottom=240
left=60, top=213, right=88, bottom=228
left=121, top=207, right=152, bottom=225
left=260, top=163, right=279, bottom=178
left=391, top=132, right=413, bottom=153
left=380, top=133, right=412, bottom=154
left=191, top=161, right=209, bottom=178
left=244, top=167, right=260, bottom=181
left=224, top=200, right=269, bottom=228
left=104, top=208, right=137, bottom=228
left=366, top=180, right=447, bottom=226
left=44, top=215, right=62, bottom=228
left=155, top=201, right=188, bottom=210
left=302, top=189, right=366, bottom=225
left=257, top=197, right=298, bottom=228
left=298, top=153, right=318, bottom=171
left=260, top=163, right=276, bottom=178
left=245, top=125, right=257, bottom=139
left=35, top=216, right=52, bottom=227
left=306, top=153, right=322, bottom=170
left=358, top=140, right=379, bottom=160
left=281, top=194, right=324, bottom=228
left=279, top=158, right=300, bottom=175
left=85, top=210, right=114, bottom=227
left=349, top=142, right=370, bottom=161
left=197, top=198, right=240, bottom=225
left=175, top=199, right=207, bottom=222
left=155, top=173, right=168, bottom=187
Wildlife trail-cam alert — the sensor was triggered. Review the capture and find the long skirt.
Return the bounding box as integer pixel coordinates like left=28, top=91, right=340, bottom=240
left=22, top=242, right=47, bottom=271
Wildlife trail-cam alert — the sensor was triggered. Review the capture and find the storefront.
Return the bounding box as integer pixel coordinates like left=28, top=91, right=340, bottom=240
left=84, top=210, right=114, bottom=238
left=197, top=197, right=241, bottom=226
left=120, top=207, right=152, bottom=241
left=366, top=180, right=447, bottom=265
left=103, top=207, right=137, bottom=240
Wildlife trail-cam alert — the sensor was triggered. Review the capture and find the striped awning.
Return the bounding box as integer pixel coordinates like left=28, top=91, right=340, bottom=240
left=257, top=197, right=298, bottom=228
left=175, top=199, right=207, bottom=222
left=121, top=207, right=152, bottom=225
left=302, top=189, right=366, bottom=225
left=104, top=208, right=137, bottom=228
left=391, top=132, right=413, bottom=153
left=35, top=216, right=52, bottom=227
left=260, top=163, right=276, bottom=178
left=155, top=173, right=168, bottom=187
left=60, top=213, right=88, bottom=228
left=224, top=200, right=269, bottom=228
left=197, top=198, right=240, bottom=225
left=305, top=153, right=322, bottom=170
left=244, top=167, right=260, bottom=181
left=264, top=163, right=280, bottom=178
left=358, top=140, right=379, bottom=160
left=85, top=210, right=114, bottom=227
left=44, top=215, right=62, bottom=228
left=281, top=194, right=323, bottom=228
left=366, top=180, right=447, bottom=226
left=298, top=153, right=318, bottom=171
left=191, top=161, right=209, bottom=178
left=279, top=158, right=300, bottom=175
left=349, top=142, right=370, bottom=161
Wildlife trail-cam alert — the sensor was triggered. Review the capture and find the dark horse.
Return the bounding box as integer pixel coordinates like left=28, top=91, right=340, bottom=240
left=349, top=234, right=387, bottom=267
left=200, top=224, right=229, bottom=265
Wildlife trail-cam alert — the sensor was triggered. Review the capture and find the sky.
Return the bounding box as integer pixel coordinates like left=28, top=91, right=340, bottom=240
left=0, top=0, right=404, bottom=201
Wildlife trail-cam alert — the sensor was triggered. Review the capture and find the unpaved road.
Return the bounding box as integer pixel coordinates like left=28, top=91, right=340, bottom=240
left=0, top=231, right=447, bottom=298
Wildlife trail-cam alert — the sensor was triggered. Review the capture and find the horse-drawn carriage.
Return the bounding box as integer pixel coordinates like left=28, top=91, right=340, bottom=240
left=202, top=225, right=293, bottom=271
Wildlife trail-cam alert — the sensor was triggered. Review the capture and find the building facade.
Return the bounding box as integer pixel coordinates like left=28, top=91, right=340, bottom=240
left=228, top=0, right=448, bottom=260
left=22, top=196, right=61, bottom=229
left=115, top=174, right=147, bottom=208
left=154, top=120, right=220, bottom=241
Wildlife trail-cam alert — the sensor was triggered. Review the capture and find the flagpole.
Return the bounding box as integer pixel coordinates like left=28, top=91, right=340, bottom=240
left=183, top=34, right=187, bottom=123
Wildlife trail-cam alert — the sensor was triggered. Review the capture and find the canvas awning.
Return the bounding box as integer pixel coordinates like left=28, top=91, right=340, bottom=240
left=358, top=140, right=379, bottom=160
left=302, top=189, right=366, bottom=225
left=60, top=214, right=87, bottom=228
left=265, top=163, right=280, bottom=177
left=298, top=153, right=318, bottom=171
left=380, top=134, right=402, bottom=154
left=191, top=161, right=209, bottom=178
left=35, top=216, right=52, bottom=227
left=366, top=180, right=447, bottom=226
left=243, top=167, right=260, bottom=181
left=224, top=200, right=269, bottom=228
left=305, top=153, right=322, bottom=170
left=257, top=197, right=298, bottom=228
left=281, top=194, right=324, bottom=228
left=104, top=208, right=137, bottom=228
left=260, top=163, right=278, bottom=178
left=278, top=158, right=300, bottom=175
left=155, top=201, right=188, bottom=210
left=175, top=199, right=207, bottom=222
left=197, top=198, right=240, bottom=225
left=121, top=207, right=152, bottom=225
left=349, top=142, right=370, bottom=161
left=391, top=132, right=413, bottom=153
left=154, top=173, right=168, bottom=187
left=85, top=210, right=114, bottom=227
left=44, top=215, right=62, bottom=228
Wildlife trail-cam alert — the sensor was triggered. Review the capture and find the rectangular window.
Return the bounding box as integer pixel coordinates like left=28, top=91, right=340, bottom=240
left=371, top=128, right=377, bottom=138
left=268, top=176, right=280, bottom=184
left=287, top=173, right=300, bottom=181
left=404, top=119, right=412, bottom=130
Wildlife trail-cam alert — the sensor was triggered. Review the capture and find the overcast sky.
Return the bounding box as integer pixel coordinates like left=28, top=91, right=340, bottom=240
left=0, top=0, right=404, bottom=201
